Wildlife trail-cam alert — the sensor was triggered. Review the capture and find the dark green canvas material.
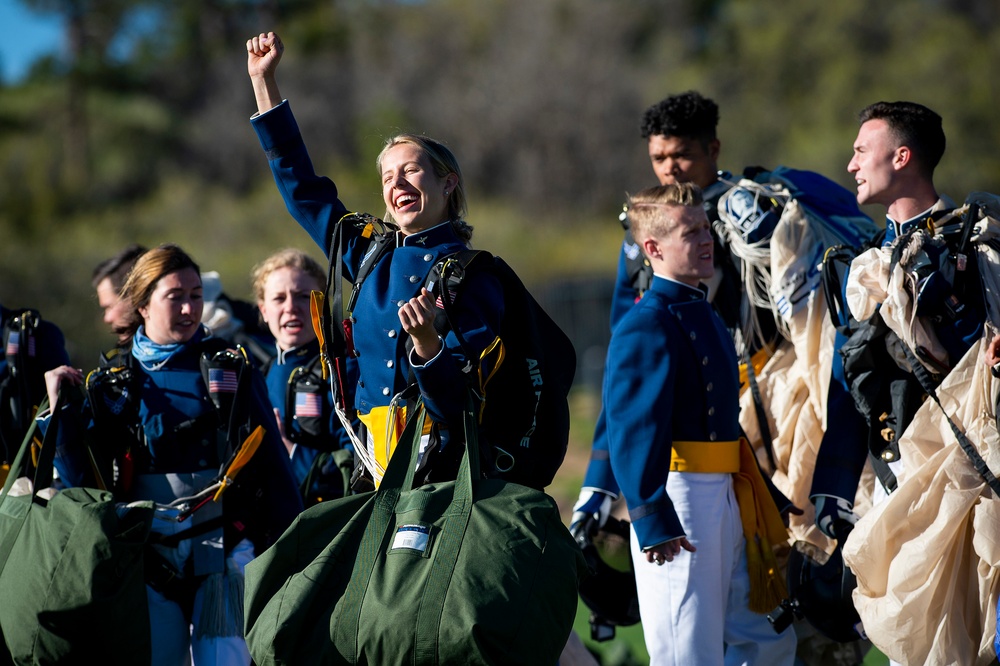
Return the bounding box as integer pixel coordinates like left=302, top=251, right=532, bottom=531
left=245, top=399, right=584, bottom=665
left=0, top=392, right=154, bottom=665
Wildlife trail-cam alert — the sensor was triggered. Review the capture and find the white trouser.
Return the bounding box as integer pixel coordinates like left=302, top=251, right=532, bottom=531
left=630, top=472, right=797, bottom=666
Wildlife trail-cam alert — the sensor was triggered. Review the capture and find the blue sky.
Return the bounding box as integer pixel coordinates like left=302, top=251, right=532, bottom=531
left=0, top=2, right=63, bottom=83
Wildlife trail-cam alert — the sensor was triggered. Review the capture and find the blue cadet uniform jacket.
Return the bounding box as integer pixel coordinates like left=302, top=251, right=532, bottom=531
left=263, top=339, right=356, bottom=484
left=587, top=173, right=744, bottom=497
left=251, top=101, right=503, bottom=459
left=811, top=198, right=984, bottom=500
left=604, top=276, right=742, bottom=548
left=51, top=328, right=302, bottom=553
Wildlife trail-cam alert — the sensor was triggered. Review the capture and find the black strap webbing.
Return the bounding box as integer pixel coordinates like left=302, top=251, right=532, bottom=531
left=746, top=358, right=776, bottom=472
left=902, top=344, right=1000, bottom=498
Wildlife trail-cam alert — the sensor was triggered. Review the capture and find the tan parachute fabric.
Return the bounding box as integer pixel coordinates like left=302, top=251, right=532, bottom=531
left=727, top=192, right=873, bottom=553
left=843, top=337, right=1000, bottom=665
left=846, top=197, right=959, bottom=376
left=842, top=200, right=1000, bottom=665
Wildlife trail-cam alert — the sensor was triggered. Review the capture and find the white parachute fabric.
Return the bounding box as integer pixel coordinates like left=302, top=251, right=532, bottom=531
left=841, top=204, right=1000, bottom=665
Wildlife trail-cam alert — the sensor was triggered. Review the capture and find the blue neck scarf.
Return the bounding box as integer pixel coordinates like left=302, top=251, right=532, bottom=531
left=132, top=325, right=207, bottom=371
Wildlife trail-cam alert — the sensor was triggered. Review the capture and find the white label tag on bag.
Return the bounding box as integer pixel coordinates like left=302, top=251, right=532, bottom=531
left=392, top=524, right=430, bottom=553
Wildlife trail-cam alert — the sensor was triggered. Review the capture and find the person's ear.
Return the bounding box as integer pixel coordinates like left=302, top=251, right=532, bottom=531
left=443, top=173, right=459, bottom=195
left=707, top=138, right=721, bottom=165
left=893, top=145, right=911, bottom=171
left=642, top=237, right=661, bottom=261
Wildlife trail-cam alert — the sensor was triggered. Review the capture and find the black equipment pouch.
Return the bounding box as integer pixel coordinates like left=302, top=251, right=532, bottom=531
left=1, top=309, right=41, bottom=461
left=422, top=250, right=576, bottom=490
left=284, top=356, right=331, bottom=451
left=199, top=348, right=248, bottom=427
left=85, top=358, right=145, bottom=485
left=199, top=346, right=253, bottom=467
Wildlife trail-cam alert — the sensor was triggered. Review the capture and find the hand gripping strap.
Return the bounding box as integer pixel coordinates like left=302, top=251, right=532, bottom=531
left=0, top=392, right=59, bottom=577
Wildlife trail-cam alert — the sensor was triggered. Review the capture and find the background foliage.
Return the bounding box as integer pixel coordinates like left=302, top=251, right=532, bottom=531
left=4, top=0, right=999, bottom=367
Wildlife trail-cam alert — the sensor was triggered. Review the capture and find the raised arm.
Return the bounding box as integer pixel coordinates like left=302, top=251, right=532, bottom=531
left=247, top=31, right=285, bottom=115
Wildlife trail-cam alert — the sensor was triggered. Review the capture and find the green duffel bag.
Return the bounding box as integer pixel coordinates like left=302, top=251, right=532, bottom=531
left=0, top=393, right=153, bottom=665
left=245, top=398, right=585, bottom=665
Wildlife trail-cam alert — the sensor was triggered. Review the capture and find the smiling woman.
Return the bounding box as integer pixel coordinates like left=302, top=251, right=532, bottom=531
left=246, top=31, right=504, bottom=490
left=41, top=243, right=303, bottom=665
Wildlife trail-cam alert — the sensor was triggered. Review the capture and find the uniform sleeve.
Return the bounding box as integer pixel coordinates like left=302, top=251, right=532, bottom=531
left=44, top=391, right=103, bottom=489
left=585, top=237, right=637, bottom=496
left=580, top=406, right=621, bottom=497
left=610, top=240, right=638, bottom=331
left=604, top=305, right=684, bottom=549
left=251, top=100, right=373, bottom=278
left=810, top=328, right=869, bottom=500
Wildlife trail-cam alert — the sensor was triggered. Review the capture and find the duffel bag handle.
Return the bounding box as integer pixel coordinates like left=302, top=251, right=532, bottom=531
left=335, top=395, right=480, bottom=664
left=0, top=389, right=64, bottom=577
left=0, top=391, right=57, bottom=501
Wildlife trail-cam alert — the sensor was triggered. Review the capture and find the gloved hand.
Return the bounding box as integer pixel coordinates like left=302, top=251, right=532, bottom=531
left=813, top=494, right=859, bottom=540
left=569, top=489, right=614, bottom=544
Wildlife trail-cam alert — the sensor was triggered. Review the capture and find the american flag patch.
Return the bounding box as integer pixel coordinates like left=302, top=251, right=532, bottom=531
left=208, top=368, right=238, bottom=393
left=295, top=392, right=322, bottom=418
left=5, top=332, right=18, bottom=357
left=434, top=289, right=458, bottom=309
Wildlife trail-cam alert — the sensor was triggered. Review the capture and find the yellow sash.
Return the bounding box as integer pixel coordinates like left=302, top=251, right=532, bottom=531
left=358, top=405, right=433, bottom=487
left=670, top=440, right=741, bottom=473
left=738, top=345, right=774, bottom=391
left=670, top=438, right=789, bottom=613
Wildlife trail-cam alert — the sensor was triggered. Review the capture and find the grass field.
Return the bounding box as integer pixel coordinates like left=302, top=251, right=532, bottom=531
left=570, top=601, right=889, bottom=666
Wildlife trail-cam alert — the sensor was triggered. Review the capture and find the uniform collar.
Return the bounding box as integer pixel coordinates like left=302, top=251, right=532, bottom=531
left=400, top=220, right=464, bottom=248
left=650, top=274, right=708, bottom=302
left=702, top=170, right=733, bottom=206
left=884, top=196, right=955, bottom=245
left=274, top=338, right=319, bottom=365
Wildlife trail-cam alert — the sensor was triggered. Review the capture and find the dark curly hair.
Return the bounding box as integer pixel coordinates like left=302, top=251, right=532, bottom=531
left=858, top=101, right=945, bottom=178
left=640, top=91, right=719, bottom=148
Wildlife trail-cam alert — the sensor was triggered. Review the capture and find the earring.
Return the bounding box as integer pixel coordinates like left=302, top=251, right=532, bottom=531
left=444, top=189, right=450, bottom=197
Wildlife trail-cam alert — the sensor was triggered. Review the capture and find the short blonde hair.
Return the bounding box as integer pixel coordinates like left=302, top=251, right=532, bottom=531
left=250, top=248, right=326, bottom=303
left=626, top=182, right=704, bottom=242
